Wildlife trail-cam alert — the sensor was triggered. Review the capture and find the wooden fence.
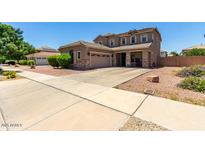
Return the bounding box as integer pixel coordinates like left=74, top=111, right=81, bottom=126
left=158, top=56, right=205, bottom=67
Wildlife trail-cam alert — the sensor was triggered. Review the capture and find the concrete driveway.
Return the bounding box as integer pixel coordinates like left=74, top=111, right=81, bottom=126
left=0, top=79, right=129, bottom=130
left=64, top=67, right=150, bottom=87
left=2, top=66, right=205, bottom=130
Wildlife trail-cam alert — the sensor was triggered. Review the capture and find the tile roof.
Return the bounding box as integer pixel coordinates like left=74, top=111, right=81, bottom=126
left=36, top=46, right=58, bottom=52
left=111, top=42, right=152, bottom=51
left=26, top=51, right=60, bottom=58
left=59, top=40, right=111, bottom=50
left=59, top=40, right=152, bottom=51
left=183, top=44, right=205, bottom=50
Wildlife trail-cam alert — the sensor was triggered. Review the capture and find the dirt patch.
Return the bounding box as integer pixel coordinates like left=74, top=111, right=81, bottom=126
left=116, top=67, right=205, bottom=106
left=19, top=65, right=85, bottom=76
left=120, top=117, right=168, bottom=131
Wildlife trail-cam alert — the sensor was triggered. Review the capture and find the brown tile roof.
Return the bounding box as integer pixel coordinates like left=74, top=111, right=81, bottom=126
left=59, top=40, right=111, bottom=50
left=94, top=27, right=162, bottom=41
left=36, top=46, right=58, bottom=52
left=183, top=44, right=205, bottom=51
left=26, top=51, right=60, bottom=58
left=112, top=42, right=152, bottom=51
left=59, top=40, right=152, bottom=51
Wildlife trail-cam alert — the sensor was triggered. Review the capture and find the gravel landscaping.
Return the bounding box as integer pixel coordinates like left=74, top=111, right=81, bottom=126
left=120, top=117, right=168, bottom=131
left=116, top=67, right=205, bottom=106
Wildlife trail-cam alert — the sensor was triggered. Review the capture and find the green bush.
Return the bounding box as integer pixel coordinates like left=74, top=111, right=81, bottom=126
left=27, top=60, right=35, bottom=66
left=48, top=55, right=60, bottom=68
left=183, top=48, right=205, bottom=56
left=0, top=67, right=3, bottom=74
left=179, top=77, right=205, bottom=92
left=57, top=54, right=71, bottom=68
left=5, top=60, right=16, bottom=65
left=0, top=56, right=6, bottom=64
left=19, top=60, right=28, bottom=65
left=2, top=71, right=16, bottom=79
left=176, top=65, right=205, bottom=77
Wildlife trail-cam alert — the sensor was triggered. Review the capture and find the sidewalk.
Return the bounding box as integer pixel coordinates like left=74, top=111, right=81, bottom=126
left=2, top=66, right=205, bottom=130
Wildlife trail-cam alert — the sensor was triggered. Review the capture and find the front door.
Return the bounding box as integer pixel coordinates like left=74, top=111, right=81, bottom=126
left=116, top=53, right=126, bottom=67
left=121, top=53, right=126, bottom=67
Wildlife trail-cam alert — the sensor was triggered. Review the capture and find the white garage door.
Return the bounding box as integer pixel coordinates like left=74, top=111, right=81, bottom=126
left=36, top=57, right=48, bottom=65
left=91, top=54, right=111, bottom=68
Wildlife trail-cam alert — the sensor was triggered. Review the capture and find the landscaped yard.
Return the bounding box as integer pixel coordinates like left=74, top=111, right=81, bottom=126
left=18, top=65, right=85, bottom=76
left=116, top=67, right=205, bottom=106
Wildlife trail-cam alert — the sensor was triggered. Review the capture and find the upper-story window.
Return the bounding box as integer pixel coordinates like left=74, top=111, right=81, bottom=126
left=130, top=35, right=137, bottom=44
left=109, top=39, right=115, bottom=46
left=140, top=34, right=148, bottom=43
left=121, top=38, right=127, bottom=45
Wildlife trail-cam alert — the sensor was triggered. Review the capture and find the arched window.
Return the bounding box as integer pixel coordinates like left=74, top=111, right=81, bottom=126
left=130, top=35, right=137, bottom=44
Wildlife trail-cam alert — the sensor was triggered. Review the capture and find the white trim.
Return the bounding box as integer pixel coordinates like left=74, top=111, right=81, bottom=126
left=130, top=35, right=137, bottom=44
left=140, top=33, right=148, bottom=43
left=120, top=37, right=127, bottom=45
left=109, top=39, right=115, bottom=46
left=77, top=51, right=81, bottom=60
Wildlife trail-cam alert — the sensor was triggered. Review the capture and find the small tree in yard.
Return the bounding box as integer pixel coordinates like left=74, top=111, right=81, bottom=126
left=48, top=54, right=72, bottom=68
left=170, top=51, right=179, bottom=56
left=57, top=53, right=71, bottom=68
left=48, top=55, right=60, bottom=68
left=182, top=48, right=205, bottom=56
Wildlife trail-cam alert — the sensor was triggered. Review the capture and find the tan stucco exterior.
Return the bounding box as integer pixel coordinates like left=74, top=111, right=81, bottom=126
left=59, top=28, right=161, bottom=69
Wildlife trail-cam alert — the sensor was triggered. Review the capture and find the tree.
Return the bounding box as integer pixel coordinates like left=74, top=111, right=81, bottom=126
left=182, top=48, right=205, bottom=56
left=0, top=23, right=35, bottom=60
left=170, top=51, right=179, bottom=56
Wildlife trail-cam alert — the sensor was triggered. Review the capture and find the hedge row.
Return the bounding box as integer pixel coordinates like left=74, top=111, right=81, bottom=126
left=48, top=54, right=71, bottom=68
left=19, top=60, right=35, bottom=65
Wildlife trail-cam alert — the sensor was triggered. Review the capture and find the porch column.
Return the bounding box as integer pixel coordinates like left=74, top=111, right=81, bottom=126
left=142, top=51, right=149, bottom=68
left=126, top=52, right=131, bottom=67
left=113, top=53, right=117, bottom=66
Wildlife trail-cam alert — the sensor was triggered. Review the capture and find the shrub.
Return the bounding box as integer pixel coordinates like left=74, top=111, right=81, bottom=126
left=0, top=56, right=6, bottom=64
left=5, top=60, right=16, bottom=65
left=0, top=67, right=3, bottom=74
left=48, top=55, right=60, bottom=68
left=176, top=65, right=205, bottom=77
left=19, top=60, right=28, bottom=65
left=27, top=60, right=35, bottom=66
left=182, top=48, right=205, bottom=56
left=178, top=77, right=205, bottom=92
left=57, top=54, right=71, bottom=68
left=2, top=71, right=16, bottom=79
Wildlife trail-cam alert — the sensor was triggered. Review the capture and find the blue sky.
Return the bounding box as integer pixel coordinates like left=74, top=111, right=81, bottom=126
left=4, top=22, right=205, bottom=53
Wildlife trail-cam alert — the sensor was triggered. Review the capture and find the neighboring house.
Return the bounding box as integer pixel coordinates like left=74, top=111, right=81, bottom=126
left=26, top=46, right=60, bottom=65
left=160, top=50, right=168, bottom=57
left=182, top=44, right=205, bottom=54
left=59, top=28, right=162, bottom=69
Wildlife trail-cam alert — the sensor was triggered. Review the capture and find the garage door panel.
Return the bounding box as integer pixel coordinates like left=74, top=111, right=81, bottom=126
left=91, top=54, right=111, bottom=68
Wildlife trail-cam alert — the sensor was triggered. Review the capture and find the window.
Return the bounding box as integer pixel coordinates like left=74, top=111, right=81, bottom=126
left=98, top=41, right=102, bottom=45
left=109, top=39, right=115, bottom=46
left=140, top=34, right=148, bottom=43
left=121, top=38, right=127, bottom=45
left=130, top=35, right=136, bottom=44
left=77, top=51, right=81, bottom=60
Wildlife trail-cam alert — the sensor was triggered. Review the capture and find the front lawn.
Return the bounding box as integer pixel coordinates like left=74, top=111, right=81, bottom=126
left=116, top=67, right=205, bottom=106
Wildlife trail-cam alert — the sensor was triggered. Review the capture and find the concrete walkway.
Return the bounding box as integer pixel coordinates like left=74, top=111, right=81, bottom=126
left=1, top=66, right=205, bottom=130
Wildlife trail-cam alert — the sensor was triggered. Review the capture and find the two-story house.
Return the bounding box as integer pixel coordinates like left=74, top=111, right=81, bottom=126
left=59, top=27, right=162, bottom=69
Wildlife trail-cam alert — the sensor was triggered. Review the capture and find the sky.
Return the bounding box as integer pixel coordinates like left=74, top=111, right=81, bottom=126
left=4, top=22, right=205, bottom=53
